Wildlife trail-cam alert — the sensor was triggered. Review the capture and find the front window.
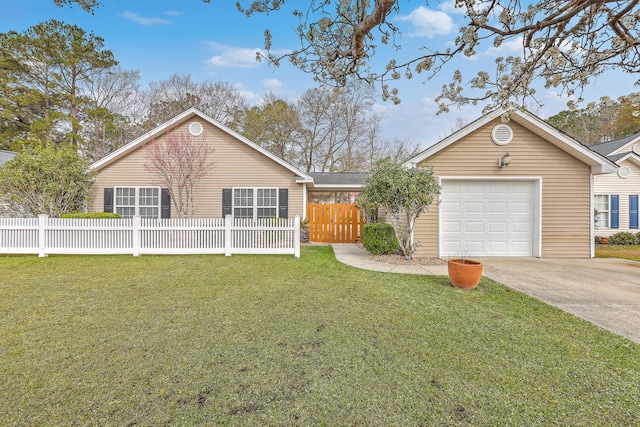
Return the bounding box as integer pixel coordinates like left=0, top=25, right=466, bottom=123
left=138, top=187, right=160, bottom=218
left=115, top=187, right=161, bottom=219
left=594, top=195, right=609, bottom=229
left=257, top=188, right=277, bottom=218
left=233, top=188, right=278, bottom=220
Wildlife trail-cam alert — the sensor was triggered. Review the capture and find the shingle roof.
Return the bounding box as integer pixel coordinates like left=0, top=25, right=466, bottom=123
left=0, top=150, right=17, bottom=165
left=590, top=132, right=640, bottom=156
left=606, top=153, right=629, bottom=163
left=309, top=172, right=367, bottom=187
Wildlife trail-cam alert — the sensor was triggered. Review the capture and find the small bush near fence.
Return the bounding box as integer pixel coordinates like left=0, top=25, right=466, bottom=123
left=61, top=212, right=122, bottom=219
left=594, top=236, right=609, bottom=245
left=362, top=223, right=400, bottom=255
left=608, top=232, right=640, bottom=245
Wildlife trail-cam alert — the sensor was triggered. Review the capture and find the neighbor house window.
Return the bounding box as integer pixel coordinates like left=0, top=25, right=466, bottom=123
left=594, top=195, right=610, bottom=229
left=115, top=187, right=161, bottom=219
left=233, top=188, right=277, bottom=220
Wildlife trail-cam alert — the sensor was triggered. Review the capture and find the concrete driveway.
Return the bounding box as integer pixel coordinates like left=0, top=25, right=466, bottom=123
left=478, top=257, right=640, bottom=343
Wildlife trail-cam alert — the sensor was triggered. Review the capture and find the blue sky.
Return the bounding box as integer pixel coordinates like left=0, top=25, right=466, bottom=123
left=2, top=0, right=639, bottom=148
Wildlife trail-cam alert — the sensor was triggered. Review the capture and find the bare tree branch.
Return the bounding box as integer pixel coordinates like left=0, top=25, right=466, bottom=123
left=144, top=131, right=214, bottom=218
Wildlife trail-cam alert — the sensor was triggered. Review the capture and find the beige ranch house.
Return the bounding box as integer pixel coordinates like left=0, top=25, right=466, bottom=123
left=89, top=107, right=616, bottom=259
left=89, top=108, right=359, bottom=223
left=403, top=108, right=616, bottom=259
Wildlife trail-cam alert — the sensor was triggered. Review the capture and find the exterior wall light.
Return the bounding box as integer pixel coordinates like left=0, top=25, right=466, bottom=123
left=498, top=152, right=512, bottom=168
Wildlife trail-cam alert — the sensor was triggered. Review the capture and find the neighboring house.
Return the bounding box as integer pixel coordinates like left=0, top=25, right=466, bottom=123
left=403, top=108, right=616, bottom=259
left=590, top=133, right=640, bottom=237
left=89, top=108, right=364, bottom=221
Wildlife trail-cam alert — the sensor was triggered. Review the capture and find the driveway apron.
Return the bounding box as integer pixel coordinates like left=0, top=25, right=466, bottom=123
left=478, top=257, right=640, bottom=343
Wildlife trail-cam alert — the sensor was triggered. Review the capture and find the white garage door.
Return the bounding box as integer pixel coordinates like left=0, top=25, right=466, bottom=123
left=440, top=180, right=534, bottom=257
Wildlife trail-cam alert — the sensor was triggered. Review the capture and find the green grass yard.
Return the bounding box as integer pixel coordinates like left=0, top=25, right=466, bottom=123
left=596, top=244, right=640, bottom=262
left=1, top=246, right=639, bottom=425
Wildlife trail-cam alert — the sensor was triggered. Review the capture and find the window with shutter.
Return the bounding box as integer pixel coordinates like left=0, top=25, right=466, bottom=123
left=611, top=195, right=619, bottom=229
left=630, top=195, right=638, bottom=229
left=114, top=186, right=162, bottom=218
left=229, top=187, right=281, bottom=220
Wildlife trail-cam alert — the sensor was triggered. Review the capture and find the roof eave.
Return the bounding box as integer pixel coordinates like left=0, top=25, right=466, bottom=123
left=309, top=183, right=364, bottom=190
left=510, top=110, right=617, bottom=174
left=610, top=135, right=640, bottom=156
left=90, top=107, right=314, bottom=182
left=404, top=108, right=507, bottom=167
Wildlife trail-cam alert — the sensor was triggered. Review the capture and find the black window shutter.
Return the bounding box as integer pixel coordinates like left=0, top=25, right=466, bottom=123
left=104, top=188, right=114, bottom=213
left=161, top=188, right=171, bottom=218
left=222, top=188, right=232, bottom=217
left=278, top=188, right=288, bottom=218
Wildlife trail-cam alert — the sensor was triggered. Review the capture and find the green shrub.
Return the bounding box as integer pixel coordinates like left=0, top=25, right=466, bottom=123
left=608, top=231, right=639, bottom=245
left=362, top=223, right=400, bottom=255
left=61, top=212, right=122, bottom=219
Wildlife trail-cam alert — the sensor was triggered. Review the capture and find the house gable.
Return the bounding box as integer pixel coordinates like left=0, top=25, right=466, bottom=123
left=89, top=109, right=311, bottom=218
left=406, top=108, right=616, bottom=175
left=407, top=112, right=612, bottom=259
left=90, top=108, right=311, bottom=181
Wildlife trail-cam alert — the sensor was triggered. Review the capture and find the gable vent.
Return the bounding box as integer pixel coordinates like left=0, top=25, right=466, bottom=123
left=189, top=122, right=203, bottom=136
left=618, top=166, right=631, bottom=178
left=491, top=124, right=513, bottom=146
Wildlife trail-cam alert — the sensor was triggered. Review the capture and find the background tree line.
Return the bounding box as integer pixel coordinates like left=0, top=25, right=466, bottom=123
left=547, top=94, right=640, bottom=146
left=0, top=19, right=419, bottom=171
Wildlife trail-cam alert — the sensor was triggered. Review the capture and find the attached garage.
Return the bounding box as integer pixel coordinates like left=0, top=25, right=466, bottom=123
left=440, top=179, right=540, bottom=257
left=403, top=108, right=617, bottom=259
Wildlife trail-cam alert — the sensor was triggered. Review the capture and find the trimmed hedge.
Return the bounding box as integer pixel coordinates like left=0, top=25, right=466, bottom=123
left=608, top=231, right=639, bottom=245
left=61, top=212, right=122, bottom=219
left=361, top=223, right=400, bottom=255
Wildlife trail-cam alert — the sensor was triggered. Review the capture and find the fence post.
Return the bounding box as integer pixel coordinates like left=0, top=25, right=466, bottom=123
left=38, top=214, right=48, bottom=257
left=294, top=215, right=300, bottom=258
left=225, top=214, right=232, bottom=256
left=132, top=215, right=141, bottom=256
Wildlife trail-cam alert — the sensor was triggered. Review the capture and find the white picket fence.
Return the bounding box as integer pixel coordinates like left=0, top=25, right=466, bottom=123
left=0, top=215, right=300, bottom=258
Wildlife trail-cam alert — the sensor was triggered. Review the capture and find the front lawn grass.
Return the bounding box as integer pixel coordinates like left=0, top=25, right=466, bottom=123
left=596, top=244, right=640, bottom=262
left=1, top=247, right=639, bottom=426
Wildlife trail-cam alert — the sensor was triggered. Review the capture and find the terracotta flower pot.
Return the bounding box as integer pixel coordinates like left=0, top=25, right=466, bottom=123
left=447, top=258, right=483, bottom=290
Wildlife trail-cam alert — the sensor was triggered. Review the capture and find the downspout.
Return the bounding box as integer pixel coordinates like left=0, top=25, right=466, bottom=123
left=303, top=183, right=307, bottom=220
left=590, top=173, right=595, bottom=258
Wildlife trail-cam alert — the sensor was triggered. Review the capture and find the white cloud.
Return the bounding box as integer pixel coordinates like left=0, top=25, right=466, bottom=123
left=120, top=11, right=170, bottom=26
left=263, top=78, right=284, bottom=92
left=539, top=90, right=575, bottom=116
left=204, top=42, right=264, bottom=69
left=396, top=6, right=456, bottom=38
left=465, top=36, right=523, bottom=61
left=163, top=10, right=183, bottom=17
left=233, top=82, right=261, bottom=105
left=490, top=36, right=523, bottom=55
left=438, top=0, right=468, bottom=14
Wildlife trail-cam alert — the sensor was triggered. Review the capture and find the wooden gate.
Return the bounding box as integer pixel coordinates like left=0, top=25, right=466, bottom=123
left=306, top=203, right=364, bottom=243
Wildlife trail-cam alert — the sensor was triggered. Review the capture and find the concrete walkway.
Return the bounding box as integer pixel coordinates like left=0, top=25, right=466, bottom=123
left=331, top=243, right=449, bottom=275
left=332, top=243, right=640, bottom=343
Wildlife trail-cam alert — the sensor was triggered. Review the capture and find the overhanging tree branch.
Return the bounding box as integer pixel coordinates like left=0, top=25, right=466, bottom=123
left=56, top=0, right=640, bottom=111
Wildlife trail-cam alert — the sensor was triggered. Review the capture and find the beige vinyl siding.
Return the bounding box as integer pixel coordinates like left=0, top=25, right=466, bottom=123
left=414, top=118, right=592, bottom=258
left=89, top=119, right=304, bottom=218
left=593, top=160, right=640, bottom=237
